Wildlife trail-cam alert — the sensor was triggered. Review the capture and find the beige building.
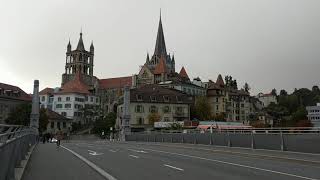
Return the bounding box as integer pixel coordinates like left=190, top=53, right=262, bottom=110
left=117, top=85, right=194, bottom=132
left=207, top=75, right=255, bottom=124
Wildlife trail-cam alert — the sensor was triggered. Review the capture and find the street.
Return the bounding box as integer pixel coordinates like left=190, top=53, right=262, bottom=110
left=22, top=140, right=320, bottom=180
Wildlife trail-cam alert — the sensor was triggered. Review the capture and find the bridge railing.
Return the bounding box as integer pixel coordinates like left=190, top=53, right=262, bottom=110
left=126, top=127, right=320, bottom=154
left=0, top=124, right=38, bottom=180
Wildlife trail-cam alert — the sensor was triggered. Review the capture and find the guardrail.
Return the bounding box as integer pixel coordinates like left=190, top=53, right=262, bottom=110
left=0, top=124, right=38, bottom=180
left=126, top=127, right=320, bottom=154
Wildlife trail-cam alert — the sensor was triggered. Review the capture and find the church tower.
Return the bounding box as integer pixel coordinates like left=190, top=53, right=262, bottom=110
left=145, top=12, right=175, bottom=73
left=62, top=32, right=96, bottom=88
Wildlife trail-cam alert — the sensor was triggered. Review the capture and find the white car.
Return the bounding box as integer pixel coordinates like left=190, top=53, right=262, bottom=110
left=50, top=138, right=58, bottom=143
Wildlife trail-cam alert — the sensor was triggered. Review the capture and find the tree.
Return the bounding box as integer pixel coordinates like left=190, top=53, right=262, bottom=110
left=5, top=103, right=49, bottom=133
left=194, top=96, right=212, bottom=120
left=92, top=112, right=116, bottom=134
left=279, top=89, right=288, bottom=96
left=312, top=85, right=320, bottom=92
left=147, top=112, right=161, bottom=125
left=290, top=106, right=307, bottom=126
left=243, top=82, right=250, bottom=92
left=271, top=88, right=277, bottom=96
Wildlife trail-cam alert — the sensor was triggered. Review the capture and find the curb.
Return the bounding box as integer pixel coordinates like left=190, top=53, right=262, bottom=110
left=15, top=143, right=37, bottom=180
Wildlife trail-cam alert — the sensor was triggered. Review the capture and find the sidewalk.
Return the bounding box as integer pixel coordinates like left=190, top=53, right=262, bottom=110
left=22, top=143, right=105, bottom=180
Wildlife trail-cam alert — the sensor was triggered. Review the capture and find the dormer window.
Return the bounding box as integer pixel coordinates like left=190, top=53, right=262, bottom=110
left=136, top=94, right=143, bottom=101
left=163, top=96, right=170, bottom=102
left=176, top=96, right=182, bottom=103
left=150, top=96, right=156, bottom=102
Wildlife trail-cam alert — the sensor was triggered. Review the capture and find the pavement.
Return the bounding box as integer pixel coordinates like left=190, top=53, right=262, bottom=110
left=22, top=140, right=320, bottom=180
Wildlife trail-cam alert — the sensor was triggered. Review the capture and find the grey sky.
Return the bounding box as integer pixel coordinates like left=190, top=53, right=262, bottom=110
left=0, top=0, right=320, bottom=94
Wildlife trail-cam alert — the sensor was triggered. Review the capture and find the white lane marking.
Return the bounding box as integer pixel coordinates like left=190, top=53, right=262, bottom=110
left=164, top=164, right=184, bottom=171
left=109, top=150, right=116, bottom=153
left=87, top=150, right=103, bottom=156
left=61, top=145, right=117, bottom=180
left=129, top=154, right=139, bottom=158
left=128, top=149, right=148, bottom=153
left=140, top=148, right=318, bottom=180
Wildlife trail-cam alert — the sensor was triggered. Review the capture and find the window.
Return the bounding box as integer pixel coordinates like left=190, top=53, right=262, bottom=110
left=176, top=107, right=183, bottom=114
left=56, top=104, right=62, bottom=109
left=85, top=96, right=88, bottom=101
left=66, top=97, right=70, bottom=101
left=137, top=117, right=144, bottom=125
left=63, top=122, right=66, bottom=128
left=135, top=105, right=144, bottom=113
left=150, top=96, right=156, bottom=102
left=216, top=105, right=219, bottom=111
left=241, top=103, right=244, bottom=108
left=41, top=96, right=45, bottom=102
left=58, top=97, right=61, bottom=102
left=74, top=104, right=82, bottom=109
left=163, top=96, right=170, bottom=102
left=50, top=122, right=54, bottom=128
left=150, top=106, right=157, bottom=113
left=61, top=112, right=67, bottom=116
left=90, top=97, right=94, bottom=102
left=96, top=98, right=99, bottom=103
left=65, top=104, right=71, bottom=108
left=216, top=98, right=219, bottom=103
left=57, top=122, right=61, bottom=129
left=163, top=106, right=170, bottom=113
left=176, top=96, right=182, bottom=102
left=136, top=94, right=143, bottom=101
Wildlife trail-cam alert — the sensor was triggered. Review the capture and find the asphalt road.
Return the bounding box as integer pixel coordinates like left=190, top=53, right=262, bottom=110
left=23, top=141, right=320, bottom=180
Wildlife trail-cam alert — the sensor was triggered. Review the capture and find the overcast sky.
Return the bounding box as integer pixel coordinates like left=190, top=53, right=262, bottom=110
left=0, top=0, right=320, bottom=95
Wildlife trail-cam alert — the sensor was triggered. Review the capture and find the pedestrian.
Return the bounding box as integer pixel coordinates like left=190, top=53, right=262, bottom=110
left=101, top=131, right=105, bottom=139
left=56, top=128, right=63, bottom=147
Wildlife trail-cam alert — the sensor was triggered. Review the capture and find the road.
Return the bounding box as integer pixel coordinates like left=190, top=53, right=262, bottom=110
left=23, top=141, right=320, bottom=180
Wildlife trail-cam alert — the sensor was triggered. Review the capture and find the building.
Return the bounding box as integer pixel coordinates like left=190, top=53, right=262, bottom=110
left=44, top=109, right=72, bottom=134
left=207, top=75, right=256, bottom=124
left=257, top=92, right=277, bottom=107
left=116, top=85, right=194, bottom=132
left=306, top=103, right=320, bottom=127
left=0, top=83, right=32, bottom=124
left=62, top=32, right=99, bottom=89
left=132, top=14, right=205, bottom=96
left=98, top=76, right=133, bottom=115
left=40, top=33, right=100, bottom=125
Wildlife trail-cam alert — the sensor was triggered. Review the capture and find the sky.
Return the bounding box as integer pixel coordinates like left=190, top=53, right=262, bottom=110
left=0, top=0, right=320, bottom=95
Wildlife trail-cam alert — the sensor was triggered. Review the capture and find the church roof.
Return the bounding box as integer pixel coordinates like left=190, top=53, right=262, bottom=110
left=179, top=66, right=189, bottom=79
left=58, top=72, right=91, bottom=94
left=154, top=13, right=167, bottom=57
left=216, top=74, right=225, bottom=86
left=154, top=56, right=167, bottom=74
left=76, top=32, right=85, bottom=51
left=99, top=76, right=132, bottom=89
left=39, top=88, right=54, bottom=95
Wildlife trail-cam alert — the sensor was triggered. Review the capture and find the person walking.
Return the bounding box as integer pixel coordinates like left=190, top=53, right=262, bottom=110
left=56, top=128, right=63, bottom=147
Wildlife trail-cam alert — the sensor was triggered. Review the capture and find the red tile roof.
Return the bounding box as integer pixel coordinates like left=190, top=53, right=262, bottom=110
left=39, top=87, right=54, bottom=95
left=154, top=56, right=167, bottom=74
left=99, top=76, right=132, bottom=89
left=0, top=82, right=32, bottom=101
left=57, top=72, right=91, bottom=94
left=179, top=66, right=189, bottom=79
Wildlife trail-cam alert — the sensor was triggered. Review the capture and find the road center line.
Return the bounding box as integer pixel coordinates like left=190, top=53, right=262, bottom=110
left=164, top=164, right=184, bottom=171
left=61, top=145, right=117, bottom=180
left=140, top=148, right=318, bottom=180
left=129, top=154, right=139, bottom=158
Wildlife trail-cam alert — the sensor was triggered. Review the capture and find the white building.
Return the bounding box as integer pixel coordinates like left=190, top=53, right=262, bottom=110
left=40, top=72, right=99, bottom=124
left=257, top=92, right=277, bottom=107
left=306, top=103, right=320, bottom=127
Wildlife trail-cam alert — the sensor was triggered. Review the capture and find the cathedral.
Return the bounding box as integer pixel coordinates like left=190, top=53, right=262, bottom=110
left=133, top=14, right=190, bottom=87
left=61, top=32, right=99, bottom=89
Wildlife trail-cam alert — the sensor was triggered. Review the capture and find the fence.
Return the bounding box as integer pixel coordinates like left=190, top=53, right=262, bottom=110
left=0, top=124, right=38, bottom=180
left=125, top=128, right=320, bottom=154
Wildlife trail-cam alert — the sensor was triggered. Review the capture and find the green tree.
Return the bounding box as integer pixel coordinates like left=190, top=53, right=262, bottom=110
left=5, top=103, right=49, bottom=133
left=194, top=96, right=212, bottom=120
left=92, top=112, right=116, bottom=135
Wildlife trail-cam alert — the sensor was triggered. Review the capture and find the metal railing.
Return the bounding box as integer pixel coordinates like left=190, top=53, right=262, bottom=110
left=131, top=127, right=320, bottom=135
left=0, top=124, right=38, bottom=180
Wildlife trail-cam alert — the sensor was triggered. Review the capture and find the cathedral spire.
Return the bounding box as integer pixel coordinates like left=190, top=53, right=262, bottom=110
left=76, top=31, right=85, bottom=51
left=154, top=10, right=167, bottom=57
